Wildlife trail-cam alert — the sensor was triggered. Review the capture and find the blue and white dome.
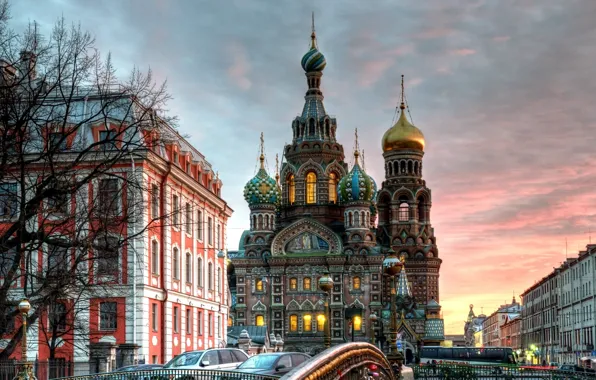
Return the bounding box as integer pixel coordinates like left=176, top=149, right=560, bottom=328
left=301, top=32, right=326, bottom=72
left=243, top=156, right=280, bottom=206
left=338, top=151, right=376, bottom=203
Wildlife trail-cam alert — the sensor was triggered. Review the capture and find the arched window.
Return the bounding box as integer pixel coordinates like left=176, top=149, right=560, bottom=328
left=353, top=276, right=361, bottom=290
left=256, top=278, right=263, bottom=292
left=348, top=212, right=353, bottom=227
left=303, top=314, right=312, bottom=332
left=361, top=211, right=366, bottom=227
left=303, top=277, right=311, bottom=291
left=257, top=214, right=263, bottom=230
left=265, top=215, right=269, bottom=230
left=287, top=175, right=296, bottom=204
left=398, top=202, right=409, bottom=222
left=408, top=160, right=413, bottom=174
left=290, top=315, right=298, bottom=332
left=325, top=120, right=330, bottom=138
left=354, top=212, right=360, bottom=226
left=417, top=197, right=426, bottom=222
left=256, top=315, right=264, bottom=326
left=328, top=173, right=338, bottom=204
left=289, top=277, right=297, bottom=290
left=185, top=252, right=192, bottom=283
left=317, top=314, right=325, bottom=331
left=306, top=172, right=317, bottom=204
left=309, top=119, right=315, bottom=136
left=173, top=247, right=179, bottom=280
left=353, top=315, right=362, bottom=331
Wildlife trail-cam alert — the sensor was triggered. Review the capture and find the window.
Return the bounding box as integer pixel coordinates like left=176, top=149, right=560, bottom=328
left=172, top=195, right=179, bottom=226
left=228, top=316, right=233, bottom=327
left=185, top=203, right=192, bottom=233
left=398, top=202, right=409, bottom=221
left=197, top=210, right=203, bottom=240
left=185, top=253, right=192, bottom=283
left=208, top=217, right=213, bottom=245
left=208, top=312, right=213, bottom=336
left=49, top=303, right=67, bottom=332
left=197, top=257, right=203, bottom=287
left=49, top=132, right=67, bottom=151
left=47, top=243, right=69, bottom=277
left=353, top=276, right=361, bottom=290
left=98, top=179, right=120, bottom=216
left=99, top=302, right=117, bottom=330
left=208, top=262, right=213, bottom=290
left=173, top=306, right=179, bottom=333
left=328, top=173, right=338, bottom=203
left=96, top=236, right=119, bottom=277
left=173, top=151, right=178, bottom=165
left=353, top=315, right=362, bottom=331
left=47, top=180, right=69, bottom=214
left=173, top=247, right=180, bottom=280
left=256, top=315, right=264, bottom=326
left=256, top=278, right=263, bottom=292
left=303, top=277, right=311, bottom=291
left=306, top=172, right=317, bottom=204
left=290, top=278, right=297, bottom=291
left=303, top=314, right=312, bottom=332
left=0, top=247, right=16, bottom=278
left=151, top=184, right=159, bottom=218
left=151, top=303, right=158, bottom=331
left=287, top=175, right=296, bottom=204
left=186, top=309, right=192, bottom=335
left=99, top=130, right=117, bottom=150
left=198, top=311, right=203, bottom=335
left=290, top=315, right=298, bottom=332
left=216, top=224, right=221, bottom=249
left=217, top=267, right=221, bottom=294
left=317, top=314, right=325, bottom=331
left=151, top=240, right=159, bottom=274
left=0, top=183, right=18, bottom=218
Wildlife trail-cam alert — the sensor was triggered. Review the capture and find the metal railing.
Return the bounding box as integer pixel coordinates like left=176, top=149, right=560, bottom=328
left=54, top=369, right=280, bottom=380
left=412, top=364, right=596, bottom=379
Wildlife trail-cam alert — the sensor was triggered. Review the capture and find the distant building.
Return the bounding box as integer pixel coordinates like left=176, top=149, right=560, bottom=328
left=482, top=298, right=521, bottom=347
left=500, top=315, right=521, bottom=351
left=464, top=304, right=486, bottom=347
left=444, top=335, right=466, bottom=347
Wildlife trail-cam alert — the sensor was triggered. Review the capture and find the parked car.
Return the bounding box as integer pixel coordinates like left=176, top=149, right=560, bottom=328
left=113, top=365, right=164, bottom=372
left=233, top=352, right=310, bottom=376
left=110, top=364, right=164, bottom=380
left=163, top=348, right=249, bottom=371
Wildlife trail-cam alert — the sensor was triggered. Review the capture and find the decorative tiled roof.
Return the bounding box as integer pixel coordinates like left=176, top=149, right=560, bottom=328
left=424, top=319, right=445, bottom=340
left=396, top=265, right=412, bottom=297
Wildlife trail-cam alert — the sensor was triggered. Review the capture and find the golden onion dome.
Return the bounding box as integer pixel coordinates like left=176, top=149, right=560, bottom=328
left=381, top=103, right=425, bottom=152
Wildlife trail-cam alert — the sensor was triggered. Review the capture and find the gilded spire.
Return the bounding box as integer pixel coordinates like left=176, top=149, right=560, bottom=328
left=310, top=11, right=317, bottom=49
left=259, top=132, right=265, bottom=169
left=275, top=153, right=280, bottom=185
left=400, top=74, right=406, bottom=110
left=353, top=128, right=360, bottom=164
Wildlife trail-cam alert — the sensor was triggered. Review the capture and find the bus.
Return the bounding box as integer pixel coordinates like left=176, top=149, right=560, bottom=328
left=420, top=347, right=517, bottom=366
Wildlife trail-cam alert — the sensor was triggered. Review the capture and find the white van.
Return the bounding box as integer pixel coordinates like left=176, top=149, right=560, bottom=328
left=163, top=349, right=249, bottom=371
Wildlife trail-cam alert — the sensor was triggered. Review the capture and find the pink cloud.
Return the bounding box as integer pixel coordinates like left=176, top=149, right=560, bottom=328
left=450, top=48, right=476, bottom=56
left=414, top=28, right=456, bottom=39
left=493, top=35, right=511, bottom=42
left=226, top=42, right=252, bottom=90
left=358, top=58, right=394, bottom=87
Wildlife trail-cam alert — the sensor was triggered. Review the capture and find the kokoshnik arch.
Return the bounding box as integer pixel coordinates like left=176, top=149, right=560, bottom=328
left=228, top=18, right=444, bottom=358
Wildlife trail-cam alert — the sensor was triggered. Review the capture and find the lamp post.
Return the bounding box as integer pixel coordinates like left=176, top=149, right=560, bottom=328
left=383, top=250, right=404, bottom=374
left=16, top=298, right=35, bottom=380
left=318, top=272, right=334, bottom=349
left=370, top=312, right=378, bottom=347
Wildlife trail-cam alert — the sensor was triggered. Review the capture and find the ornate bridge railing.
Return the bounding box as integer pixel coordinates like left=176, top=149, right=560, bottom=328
left=281, top=342, right=406, bottom=380
left=55, top=369, right=280, bottom=380
left=412, top=364, right=596, bottom=379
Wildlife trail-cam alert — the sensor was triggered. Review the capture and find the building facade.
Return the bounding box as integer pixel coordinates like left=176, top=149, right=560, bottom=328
left=0, top=53, right=231, bottom=370
left=464, top=304, right=486, bottom=347
left=229, top=21, right=444, bottom=358
left=481, top=298, right=521, bottom=347
left=500, top=315, right=521, bottom=352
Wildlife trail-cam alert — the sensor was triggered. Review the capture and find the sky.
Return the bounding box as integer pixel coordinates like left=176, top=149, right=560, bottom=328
left=13, top=0, right=596, bottom=335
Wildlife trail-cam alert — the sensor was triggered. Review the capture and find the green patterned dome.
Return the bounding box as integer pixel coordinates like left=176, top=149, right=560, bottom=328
left=338, top=151, right=377, bottom=203
left=243, top=156, right=280, bottom=206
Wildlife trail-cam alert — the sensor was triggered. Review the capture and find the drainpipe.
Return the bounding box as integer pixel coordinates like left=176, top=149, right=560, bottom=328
left=128, top=150, right=138, bottom=351
left=160, top=163, right=172, bottom=362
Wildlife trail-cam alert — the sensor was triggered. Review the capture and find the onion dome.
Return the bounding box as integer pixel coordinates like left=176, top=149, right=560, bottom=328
left=243, top=149, right=280, bottom=206
left=301, top=21, right=326, bottom=72
left=338, top=150, right=376, bottom=203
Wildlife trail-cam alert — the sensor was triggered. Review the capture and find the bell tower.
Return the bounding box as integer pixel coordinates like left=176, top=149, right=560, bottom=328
left=377, top=75, right=441, bottom=306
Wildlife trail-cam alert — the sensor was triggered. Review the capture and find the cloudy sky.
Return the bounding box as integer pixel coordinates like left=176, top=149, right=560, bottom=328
left=14, top=0, right=596, bottom=334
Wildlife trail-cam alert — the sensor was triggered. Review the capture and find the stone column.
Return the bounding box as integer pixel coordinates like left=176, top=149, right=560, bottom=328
left=118, top=343, right=140, bottom=367
left=89, top=342, right=117, bottom=373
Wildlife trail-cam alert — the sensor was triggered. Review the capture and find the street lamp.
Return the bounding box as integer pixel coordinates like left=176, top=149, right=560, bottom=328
left=318, top=272, right=334, bottom=349
left=17, top=298, right=35, bottom=380
left=369, top=312, right=378, bottom=346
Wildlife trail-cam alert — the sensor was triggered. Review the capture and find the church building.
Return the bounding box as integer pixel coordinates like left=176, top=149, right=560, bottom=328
left=229, top=20, right=444, bottom=358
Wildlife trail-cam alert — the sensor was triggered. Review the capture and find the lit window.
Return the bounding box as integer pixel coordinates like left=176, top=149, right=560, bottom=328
left=287, top=175, right=295, bottom=204
left=353, top=315, right=362, bottom=331
left=306, top=172, right=317, bottom=204
left=398, top=202, right=409, bottom=221
left=328, top=173, right=338, bottom=203
left=303, top=277, right=311, bottom=291
left=317, top=314, right=325, bottom=332
left=290, top=278, right=297, bottom=290
left=256, top=279, right=263, bottom=292
left=353, top=276, right=361, bottom=290
left=256, top=315, right=264, bottom=326
left=303, top=314, right=312, bottom=332
left=228, top=316, right=233, bottom=327
left=290, top=315, right=298, bottom=332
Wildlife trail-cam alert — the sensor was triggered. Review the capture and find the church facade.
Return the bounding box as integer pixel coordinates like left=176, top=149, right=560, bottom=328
left=229, top=22, right=444, bottom=357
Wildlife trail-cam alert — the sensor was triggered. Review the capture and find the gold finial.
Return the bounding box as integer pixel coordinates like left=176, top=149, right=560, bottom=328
left=353, top=128, right=360, bottom=163
left=310, top=11, right=318, bottom=49
left=259, top=132, right=265, bottom=169
left=400, top=74, right=406, bottom=110
left=275, top=153, right=280, bottom=183
left=399, top=252, right=407, bottom=264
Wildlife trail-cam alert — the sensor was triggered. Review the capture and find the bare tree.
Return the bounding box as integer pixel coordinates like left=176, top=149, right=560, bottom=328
left=0, top=0, right=173, bottom=360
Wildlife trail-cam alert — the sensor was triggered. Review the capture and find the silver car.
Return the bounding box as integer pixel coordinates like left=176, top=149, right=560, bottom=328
left=163, top=348, right=249, bottom=371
